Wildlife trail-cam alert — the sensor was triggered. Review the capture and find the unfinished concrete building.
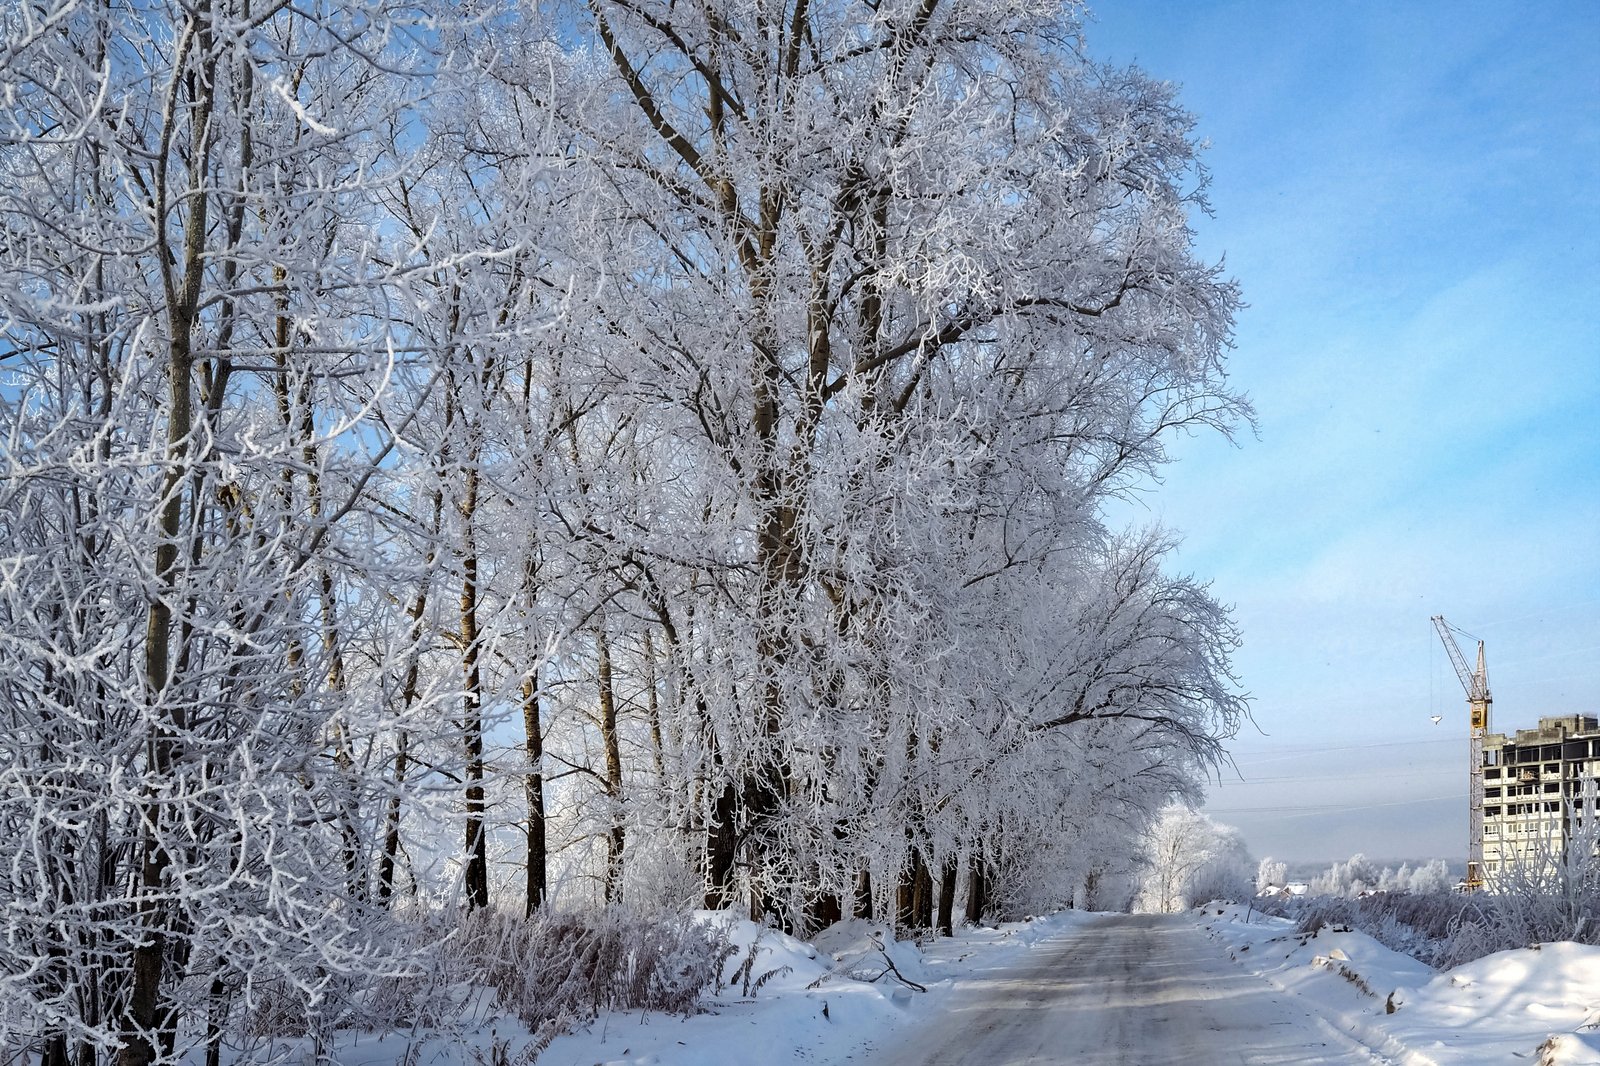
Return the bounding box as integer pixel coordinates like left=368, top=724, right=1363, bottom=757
left=1482, top=715, right=1600, bottom=879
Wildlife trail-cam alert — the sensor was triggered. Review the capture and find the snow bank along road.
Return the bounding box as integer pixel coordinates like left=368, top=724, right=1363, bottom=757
left=863, top=914, right=1395, bottom=1066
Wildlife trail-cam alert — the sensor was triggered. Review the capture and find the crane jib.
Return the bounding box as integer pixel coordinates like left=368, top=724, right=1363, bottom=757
left=1430, top=614, right=1491, bottom=890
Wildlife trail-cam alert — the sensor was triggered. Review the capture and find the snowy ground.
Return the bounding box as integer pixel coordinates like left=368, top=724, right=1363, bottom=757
left=533, top=913, right=1093, bottom=1066
left=1195, top=902, right=1600, bottom=1065
left=861, top=912, right=1394, bottom=1065
left=317, top=905, right=1600, bottom=1065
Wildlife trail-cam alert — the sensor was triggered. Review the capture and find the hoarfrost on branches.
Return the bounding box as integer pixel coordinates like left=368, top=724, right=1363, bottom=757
left=0, top=0, right=1252, bottom=1059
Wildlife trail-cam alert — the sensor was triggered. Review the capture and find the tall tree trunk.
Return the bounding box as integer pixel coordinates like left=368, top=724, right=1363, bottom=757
left=965, top=852, right=988, bottom=926
left=804, top=890, right=842, bottom=936
left=273, top=308, right=364, bottom=897
left=917, top=860, right=934, bottom=928
left=897, top=847, right=932, bottom=931
left=42, top=1036, right=68, bottom=1066
left=379, top=489, right=441, bottom=905
left=706, top=776, right=739, bottom=909
left=643, top=630, right=666, bottom=784
left=378, top=729, right=412, bottom=903
left=937, top=857, right=958, bottom=936
left=459, top=461, right=489, bottom=912
left=705, top=660, right=739, bottom=908
left=597, top=623, right=625, bottom=903
left=519, top=351, right=548, bottom=917
left=125, top=14, right=216, bottom=1059
left=645, top=601, right=733, bottom=911
left=522, top=659, right=548, bottom=916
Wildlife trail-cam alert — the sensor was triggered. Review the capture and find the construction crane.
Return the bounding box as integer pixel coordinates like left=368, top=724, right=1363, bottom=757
left=1432, top=615, right=1491, bottom=890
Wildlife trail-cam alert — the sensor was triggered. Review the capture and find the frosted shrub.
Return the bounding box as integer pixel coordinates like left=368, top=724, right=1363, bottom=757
left=1435, top=818, right=1600, bottom=966
left=1291, top=885, right=1600, bottom=969
left=1356, top=892, right=1480, bottom=967
left=1375, top=891, right=1476, bottom=945
left=1295, top=897, right=1358, bottom=937
left=1438, top=895, right=1600, bottom=969
left=363, top=908, right=737, bottom=1039
left=1295, top=892, right=1473, bottom=966
left=1439, top=915, right=1508, bottom=969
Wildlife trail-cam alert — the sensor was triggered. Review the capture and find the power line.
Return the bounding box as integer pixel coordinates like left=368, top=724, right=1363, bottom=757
left=1229, top=737, right=1457, bottom=762
left=1225, top=767, right=1455, bottom=786
left=1208, top=794, right=1457, bottom=816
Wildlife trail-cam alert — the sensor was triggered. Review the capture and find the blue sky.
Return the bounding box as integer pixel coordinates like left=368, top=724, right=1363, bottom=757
left=1088, top=1, right=1600, bottom=863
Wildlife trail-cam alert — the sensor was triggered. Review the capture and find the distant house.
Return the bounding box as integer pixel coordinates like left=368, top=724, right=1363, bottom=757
left=1255, top=882, right=1309, bottom=901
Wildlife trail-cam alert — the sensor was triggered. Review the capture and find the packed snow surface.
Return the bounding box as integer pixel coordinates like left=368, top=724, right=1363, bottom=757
left=862, top=912, right=1393, bottom=1065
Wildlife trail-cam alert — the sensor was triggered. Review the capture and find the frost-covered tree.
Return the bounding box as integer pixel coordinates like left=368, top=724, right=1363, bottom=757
left=1311, top=853, right=1383, bottom=897
left=1405, top=860, right=1453, bottom=894
left=1, top=0, right=1252, bottom=1056
left=0, top=0, right=471, bottom=1059
left=1187, top=824, right=1255, bottom=905
left=1137, top=806, right=1253, bottom=913
left=557, top=0, right=1249, bottom=925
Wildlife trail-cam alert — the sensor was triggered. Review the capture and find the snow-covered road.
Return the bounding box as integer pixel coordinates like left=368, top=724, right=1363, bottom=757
left=863, top=914, right=1394, bottom=1066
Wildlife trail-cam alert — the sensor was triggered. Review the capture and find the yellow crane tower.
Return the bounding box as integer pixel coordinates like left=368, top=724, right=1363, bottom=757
left=1432, top=615, right=1491, bottom=890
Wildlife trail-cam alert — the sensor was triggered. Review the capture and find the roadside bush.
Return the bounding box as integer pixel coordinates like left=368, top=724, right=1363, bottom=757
left=457, top=907, right=736, bottom=1026
left=1292, top=832, right=1600, bottom=968
left=1440, top=882, right=1600, bottom=969
left=1294, top=896, right=1358, bottom=937
left=1293, top=892, right=1476, bottom=965
left=343, top=906, right=736, bottom=1045
left=1289, top=886, right=1600, bottom=969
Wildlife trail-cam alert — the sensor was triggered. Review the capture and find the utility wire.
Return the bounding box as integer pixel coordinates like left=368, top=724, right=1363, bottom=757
left=1208, top=794, right=1457, bottom=816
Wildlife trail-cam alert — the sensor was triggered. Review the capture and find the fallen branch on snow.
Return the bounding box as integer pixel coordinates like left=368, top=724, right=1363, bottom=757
left=864, top=936, right=927, bottom=993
